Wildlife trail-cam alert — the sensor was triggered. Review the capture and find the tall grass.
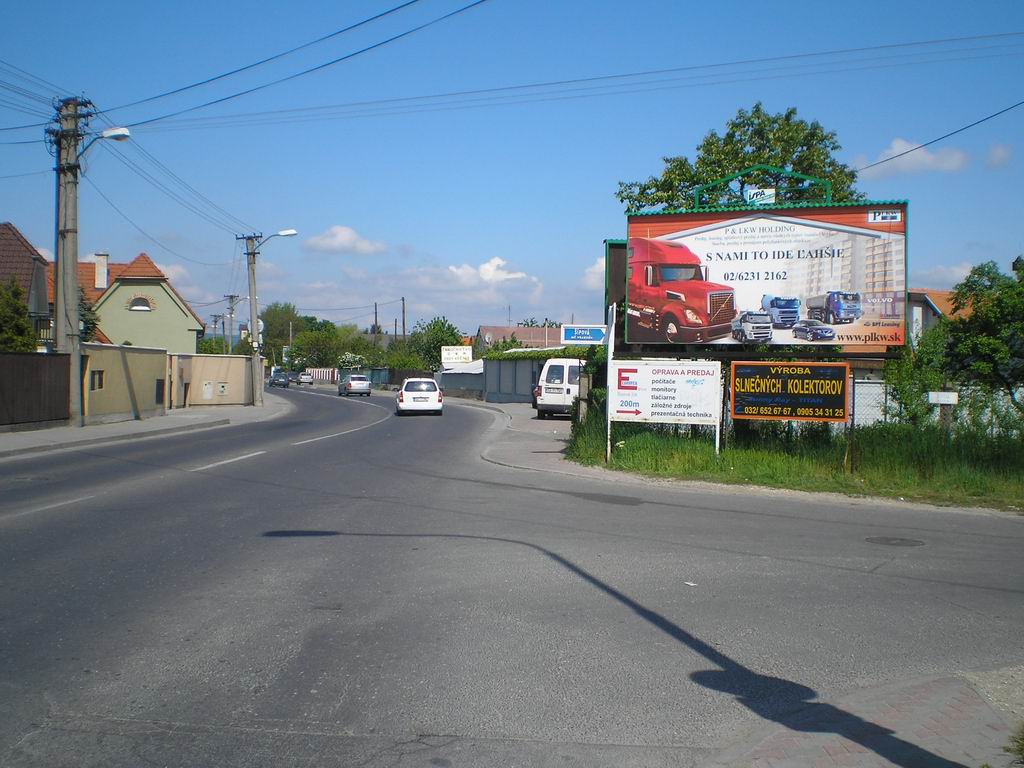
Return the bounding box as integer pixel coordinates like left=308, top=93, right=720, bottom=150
left=567, top=410, right=1024, bottom=510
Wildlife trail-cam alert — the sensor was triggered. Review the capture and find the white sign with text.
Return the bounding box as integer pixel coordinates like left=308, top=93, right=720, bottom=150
left=441, top=346, right=473, bottom=365
left=609, top=360, right=722, bottom=425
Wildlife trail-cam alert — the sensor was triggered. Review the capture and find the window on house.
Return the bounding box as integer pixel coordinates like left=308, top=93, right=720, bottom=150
left=89, top=370, right=104, bottom=391
left=129, top=297, right=152, bottom=311
left=155, top=379, right=165, bottom=405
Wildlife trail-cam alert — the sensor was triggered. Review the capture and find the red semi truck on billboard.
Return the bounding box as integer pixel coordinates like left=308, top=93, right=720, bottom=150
left=626, top=237, right=736, bottom=343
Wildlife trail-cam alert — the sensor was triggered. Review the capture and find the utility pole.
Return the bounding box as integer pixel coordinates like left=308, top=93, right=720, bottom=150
left=221, top=315, right=227, bottom=353
left=374, top=302, right=379, bottom=344
left=394, top=318, right=397, bottom=337
left=237, top=236, right=264, bottom=407
left=224, top=294, right=240, bottom=353
left=401, top=296, right=406, bottom=340
left=211, top=313, right=223, bottom=350
left=50, top=97, right=90, bottom=426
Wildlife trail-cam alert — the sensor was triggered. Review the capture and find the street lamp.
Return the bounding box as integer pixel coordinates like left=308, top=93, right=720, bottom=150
left=50, top=96, right=131, bottom=426
left=237, top=229, right=297, bottom=407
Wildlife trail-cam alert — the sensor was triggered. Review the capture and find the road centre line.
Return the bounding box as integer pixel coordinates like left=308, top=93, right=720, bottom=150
left=292, top=411, right=392, bottom=445
left=289, top=387, right=392, bottom=411
left=190, top=451, right=267, bottom=472
left=3, top=494, right=97, bottom=522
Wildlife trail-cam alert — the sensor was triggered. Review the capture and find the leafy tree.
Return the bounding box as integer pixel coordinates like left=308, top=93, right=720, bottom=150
left=385, top=340, right=428, bottom=371
left=541, top=318, right=561, bottom=328
left=883, top=323, right=948, bottom=426
left=289, top=327, right=342, bottom=368
left=944, top=259, right=1024, bottom=416
left=232, top=336, right=254, bottom=356
left=519, top=317, right=539, bottom=327
left=79, top=289, right=99, bottom=343
left=408, top=316, right=462, bottom=370
left=616, top=102, right=861, bottom=212
left=197, top=337, right=226, bottom=354
left=261, top=302, right=305, bottom=367
left=339, top=351, right=366, bottom=369
left=0, top=278, right=36, bottom=352
left=300, top=315, right=336, bottom=334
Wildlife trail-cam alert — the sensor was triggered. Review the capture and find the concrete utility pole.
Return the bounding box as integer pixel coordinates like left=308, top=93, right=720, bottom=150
left=374, top=302, right=379, bottom=344
left=221, top=316, right=227, bottom=353
left=51, top=98, right=89, bottom=426
left=239, top=236, right=264, bottom=407
left=401, top=296, right=406, bottom=340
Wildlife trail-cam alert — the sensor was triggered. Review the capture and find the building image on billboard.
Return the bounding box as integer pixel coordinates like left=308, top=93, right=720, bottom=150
left=625, top=203, right=907, bottom=348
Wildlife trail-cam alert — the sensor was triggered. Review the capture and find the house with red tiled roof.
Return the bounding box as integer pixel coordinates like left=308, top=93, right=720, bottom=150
left=46, top=252, right=204, bottom=353
left=0, top=222, right=50, bottom=340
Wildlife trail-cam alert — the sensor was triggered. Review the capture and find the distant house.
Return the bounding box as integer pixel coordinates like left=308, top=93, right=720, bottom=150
left=0, top=222, right=51, bottom=342
left=47, top=252, right=204, bottom=353
left=474, top=325, right=563, bottom=356
left=908, top=288, right=962, bottom=343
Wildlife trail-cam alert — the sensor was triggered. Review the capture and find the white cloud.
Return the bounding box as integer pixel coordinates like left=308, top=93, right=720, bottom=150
left=986, top=143, right=1012, bottom=169
left=858, top=138, right=969, bottom=180
left=34, top=245, right=53, bottom=260
left=304, top=225, right=386, bottom=255
left=910, top=261, right=974, bottom=289
left=582, top=257, right=604, bottom=291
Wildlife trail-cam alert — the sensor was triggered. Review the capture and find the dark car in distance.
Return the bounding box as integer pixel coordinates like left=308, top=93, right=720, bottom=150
left=269, top=371, right=290, bottom=388
left=792, top=319, right=836, bottom=341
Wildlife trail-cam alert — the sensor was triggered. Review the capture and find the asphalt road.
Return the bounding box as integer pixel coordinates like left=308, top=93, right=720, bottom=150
left=1, top=388, right=1022, bottom=767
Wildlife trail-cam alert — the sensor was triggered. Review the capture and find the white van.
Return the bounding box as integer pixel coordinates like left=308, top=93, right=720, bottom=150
left=535, top=358, right=583, bottom=419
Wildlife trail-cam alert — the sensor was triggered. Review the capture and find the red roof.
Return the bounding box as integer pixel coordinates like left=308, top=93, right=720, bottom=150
left=0, top=222, right=47, bottom=298
left=44, top=252, right=203, bottom=328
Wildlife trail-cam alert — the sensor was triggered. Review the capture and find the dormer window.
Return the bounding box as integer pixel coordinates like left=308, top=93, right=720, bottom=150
left=129, top=297, right=152, bottom=312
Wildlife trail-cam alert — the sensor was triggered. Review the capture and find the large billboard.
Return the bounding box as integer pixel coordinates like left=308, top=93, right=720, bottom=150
left=625, top=203, right=907, bottom=347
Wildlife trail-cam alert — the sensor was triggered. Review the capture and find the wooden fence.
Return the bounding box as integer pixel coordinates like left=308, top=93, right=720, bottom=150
left=0, top=353, right=70, bottom=428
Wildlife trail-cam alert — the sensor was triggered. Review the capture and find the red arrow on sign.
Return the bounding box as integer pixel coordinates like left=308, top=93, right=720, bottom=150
left=616, top=409, right=642, bottom=415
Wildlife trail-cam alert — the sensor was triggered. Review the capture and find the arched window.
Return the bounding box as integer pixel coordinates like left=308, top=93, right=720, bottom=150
left=129, top=297, right=152, bottom=311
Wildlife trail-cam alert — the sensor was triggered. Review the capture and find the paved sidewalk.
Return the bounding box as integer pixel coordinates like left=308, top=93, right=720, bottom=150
left=706, top=672, right=1017, bottom=768
left=0, top=390, right=293, bottom=460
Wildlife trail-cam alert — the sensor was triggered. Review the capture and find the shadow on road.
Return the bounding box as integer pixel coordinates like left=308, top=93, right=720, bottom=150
left=263, top=528, right=968, bottom=768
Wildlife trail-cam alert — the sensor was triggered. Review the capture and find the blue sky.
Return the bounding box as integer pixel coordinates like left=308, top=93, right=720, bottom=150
left=2, top=0, right=1023, bottom=333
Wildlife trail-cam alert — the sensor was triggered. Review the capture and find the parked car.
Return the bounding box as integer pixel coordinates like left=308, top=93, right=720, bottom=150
left=535, top=357, right=582, bottom=419
left=268, top=370, right=289, bottom=388
left=791, top=319, right=836, bottom=341
left=298, top=372, right=314, bottom=385
left=339, top=374, right=371, bottom=397
left=396, top=378, right=442, bottom=415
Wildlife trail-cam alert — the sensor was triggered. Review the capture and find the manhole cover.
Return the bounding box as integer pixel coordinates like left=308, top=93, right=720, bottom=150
left=865, top=536, right=924, bottom=547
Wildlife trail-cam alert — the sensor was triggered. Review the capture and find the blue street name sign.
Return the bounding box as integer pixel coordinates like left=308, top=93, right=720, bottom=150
left=560, top=324, right=607, bottom=345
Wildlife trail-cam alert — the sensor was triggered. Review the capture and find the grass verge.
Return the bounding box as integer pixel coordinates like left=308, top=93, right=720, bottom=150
left=567, top=412, right=1024, bottom=511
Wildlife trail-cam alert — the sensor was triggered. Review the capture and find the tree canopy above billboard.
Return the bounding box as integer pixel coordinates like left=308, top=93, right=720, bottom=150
left=616, top=103, right=861, bottom=212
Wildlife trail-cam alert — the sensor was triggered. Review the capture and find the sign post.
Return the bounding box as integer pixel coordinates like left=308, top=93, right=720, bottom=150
left=605, top=305, right=615, bottom=463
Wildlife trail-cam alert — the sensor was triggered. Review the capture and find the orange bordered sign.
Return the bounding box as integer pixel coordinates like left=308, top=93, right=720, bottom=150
left=730, top=361, right=849, bottom=423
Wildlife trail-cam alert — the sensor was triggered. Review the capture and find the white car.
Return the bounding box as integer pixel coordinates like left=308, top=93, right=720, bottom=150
left=339, top=374, right=371, bottom=397
left=396, top=378, right=442, bottom=416
left=298, top=372, right=314, bottom=385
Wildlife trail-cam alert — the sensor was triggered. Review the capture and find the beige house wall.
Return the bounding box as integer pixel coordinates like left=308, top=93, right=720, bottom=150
left=82, top=343, right=168, bottom=425
left=168, top=354, right=252, bottom=407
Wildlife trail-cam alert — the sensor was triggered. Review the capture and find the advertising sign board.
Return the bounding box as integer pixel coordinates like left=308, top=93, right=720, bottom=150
left=928, top=391, right=959, bottom=405
left=440, top=346, right=473, bottom=365
left=609, top=359, right=721, bottom=426
left=731, top=362, right=849, bottom=422
left=561, top=324, right=607, bottom=345
left=625, top=203, right=907, bottom=347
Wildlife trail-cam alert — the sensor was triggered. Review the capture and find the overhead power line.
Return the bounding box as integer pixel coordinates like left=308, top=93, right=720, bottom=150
left=297, top=298, right=402, bottom=312
left=102, top=0, right=423, bottom=114
left=856, top=97, right=1024, bottom=172
left=0, top=57, right=68, bottom=97
left=0, top=169, right=49, bottom=180
left=130, top=34, right=1024, bottom=134
left=126, top=0, right=492, bottom=127
left=83, top=175, right=234, bottom=267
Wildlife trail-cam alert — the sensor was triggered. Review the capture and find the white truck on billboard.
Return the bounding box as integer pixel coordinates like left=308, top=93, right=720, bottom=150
left=731, top=311, right=773, bottom=343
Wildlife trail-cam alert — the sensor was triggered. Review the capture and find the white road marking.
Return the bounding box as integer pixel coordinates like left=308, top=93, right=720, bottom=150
left=684, top=581, right=697, bottom=587
left=292, top=412, right=392, bottom=445
left=190, top=451, right=267, bottom=472
left=289, top=387, right=393, bottom=412
left=3, top=494, right=97, bottom=522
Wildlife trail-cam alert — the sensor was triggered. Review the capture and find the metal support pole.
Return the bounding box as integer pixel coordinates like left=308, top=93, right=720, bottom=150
left=605, top=304, right=616, bottom=463
left=401, top=296, right=406, bottom=340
